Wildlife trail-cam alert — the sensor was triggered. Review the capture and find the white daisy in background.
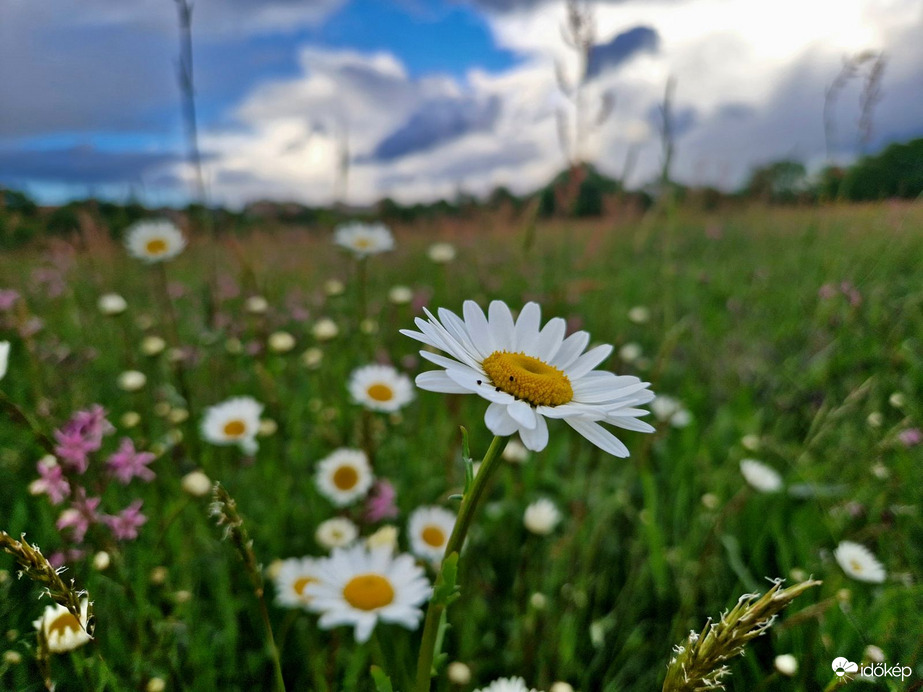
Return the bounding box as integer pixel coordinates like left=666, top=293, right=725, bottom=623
left=316, top=517, right=359, bottom=550
left=650, top=394, right=692, bottom=428
left=305, top=544, right=431, bottom=643
left=627, top=306, right=651, bottom=324
left=502, top=439, right=530, bottom=464
left=348, top=364, right=415, bottom=413
left=388, top=285, right=414, bottom=305
left=201, top=396, right=264, bottom=455
left=401, top=300, right=655, bottom=456
left=33, top=599, right=92, bottom=653
left=312, top=318, right=339, bottom=341
left=333, top=222, right=395, bottom=258
left=117, top=370, right=147, bottom=392
left=739, top=459, right=783, bottom=493
left=315, top=449, right=374, bottom=507
left=427, top=242, right=457, bottom=263
left=475, top=677, right=540, bottom=692
left=834, top=541, right=886, bottom=583
left=0, top=341, right=9, bottom=381
left=523, top=499, right=562, bottom=535
left=124, top=220, right=186, bottom=263
left=274, top=556, right=323, bottom=610
left=408, top=506, right=457, bottom=564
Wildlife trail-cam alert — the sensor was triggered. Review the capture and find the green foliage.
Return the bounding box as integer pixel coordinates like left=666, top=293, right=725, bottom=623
left=840, top=138, right=923, bottom=200
left=745, top=159, right=808, bottom=203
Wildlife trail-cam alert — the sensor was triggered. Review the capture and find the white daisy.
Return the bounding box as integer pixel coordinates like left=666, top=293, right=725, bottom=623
left=124, top=220, right=186, bottom=263
left=739, top=459, right=783, bottom=493
left=651, top=394, right=692, bottom=428
left=200, top=396, right=264, bottom=455
left=427, top=242, right=456, bottom=263
left=305, top=544, right=431, bottom=643
left=401, top=300, right=655, bottom=456
left=0, top=341, right=9, bottom=381
left=274, top=556, right=323, bottom=610
left=475, top=677, right=539, bottom=692
left=97, top=293, right=127, bottom=315
left=33, top=599, right=92, bottom=653
left=408, top=506, right=457, bottom=563
left=315, top=449, right=374, bottom=507
left=333, top=222, right=394, bottom=258
left=315, top=517, right=359, bottom=550
left=834, top=541, right=886, bottom=583
left=349, top=364, right=415, bottom=413
left=523, top=499, right=562, bottom=535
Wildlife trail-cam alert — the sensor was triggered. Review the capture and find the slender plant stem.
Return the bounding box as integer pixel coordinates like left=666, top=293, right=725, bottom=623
left=255, top=587, right=287, bottom=692
left=413, top=435, right=506, bottom=692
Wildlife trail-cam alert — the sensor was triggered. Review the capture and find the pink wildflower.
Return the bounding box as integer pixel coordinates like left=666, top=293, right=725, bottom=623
left=29, top=457, right=71, bottom=504
left=365, top=480, right=399, bottom=522
left=104, top=500, right=147, bottom=541
left=898, top=428, right=922, bottom=448
left=106, top=438, right=156, bottom=484
left=57, top=491, right=102, bottom=543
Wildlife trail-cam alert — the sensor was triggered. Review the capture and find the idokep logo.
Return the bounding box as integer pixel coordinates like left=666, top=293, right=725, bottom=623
left=831, top=657, right=858, bottom=677
left=832, top=656, right=913, bottom=681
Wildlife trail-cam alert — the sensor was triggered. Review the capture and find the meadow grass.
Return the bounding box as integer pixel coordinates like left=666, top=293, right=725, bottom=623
left=0, top=202, right=920, bottom=691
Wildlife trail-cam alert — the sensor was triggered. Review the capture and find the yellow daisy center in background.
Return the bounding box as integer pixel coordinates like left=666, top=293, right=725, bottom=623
left=482, top=351, right=573, bottom=407
left=421, top=525, right=446, bottom=548
left=353, top=238, right=372, bottom=249
left=47, top=612, right=82, bottom=639
left=223, top=419, right=246, bottom=437
left=343, top=574, right=394, bottom=611
left=293, top=576, right=317, bottom=598
left=333, top=465, right=359, bottom=490
left=367, top=383, right=395, bottom=402
left=145, top=238, right=169, bottom=255
left=850, top=559, right=864, bottom=573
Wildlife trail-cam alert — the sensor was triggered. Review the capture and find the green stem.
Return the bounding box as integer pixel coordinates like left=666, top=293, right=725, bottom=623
left=413, top=435, right=506, bottom=692
left=255, top=585, right=287, bottom=692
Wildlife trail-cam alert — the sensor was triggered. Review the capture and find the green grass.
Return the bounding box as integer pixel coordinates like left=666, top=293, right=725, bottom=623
left=1, top=202, right=921, bottom=691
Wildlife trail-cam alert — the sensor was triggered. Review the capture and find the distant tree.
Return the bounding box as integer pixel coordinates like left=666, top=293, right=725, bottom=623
left=840, top=138, right=923, bottom=200
left=745, top=160, right=808, bottom=203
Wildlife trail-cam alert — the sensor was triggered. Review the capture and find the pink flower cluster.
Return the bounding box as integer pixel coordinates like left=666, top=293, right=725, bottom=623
left=32, top=406, right=155, bottom=558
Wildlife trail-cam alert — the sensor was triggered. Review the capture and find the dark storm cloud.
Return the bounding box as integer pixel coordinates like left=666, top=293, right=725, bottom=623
left=371, top=96, right=502, bottom=161
left=0, top=146, right=181, bottom=185
left=457, top=0, right=683, bottom=11
left=586, top=26, right=659, bottom=79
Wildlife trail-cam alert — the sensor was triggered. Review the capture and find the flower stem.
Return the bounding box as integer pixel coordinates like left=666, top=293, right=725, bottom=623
left=413, top=434, right=506, bottom=692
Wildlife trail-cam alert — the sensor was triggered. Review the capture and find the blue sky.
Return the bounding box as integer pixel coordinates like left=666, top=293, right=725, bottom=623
left=1, top=0, right=921, bottom=207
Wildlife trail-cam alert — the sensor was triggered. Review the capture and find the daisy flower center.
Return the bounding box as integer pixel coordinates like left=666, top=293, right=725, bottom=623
left=145, top=238, right=169, bottom=255
left=850, top=559, right=864, bottom=572
left=293, top=576, right=317, bottom=597
left=343, top=574, right=394, bottom=610
left=481, top=351, right=573, bottom=407
left=223, top=419, right=247, bottom=437
left=421, top=525, right=446, bottom=547
left=47, top=612, right=82, bottom=639
left=354, top=237, right=372, bottom=249
left=366, top=383, right=394, bottom=402
left=333, top=465, right=359, bottom=490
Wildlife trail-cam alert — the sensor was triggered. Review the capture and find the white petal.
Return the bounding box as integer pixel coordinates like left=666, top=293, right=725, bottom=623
left=488, top=300, right=515, bottom=350
left=507, top=400, right=537, bottom=429
left=606, top=416, right=656, bottom=433
left=353, top=615, right=377, bottom=643
left=463, top=301, right=493, bottom=356
left=565, top=418, right=630, bottom=457
left=519, top=413, right=549, bottom=451
left=445, top=369, right=514, bottom=404
left=484, top=403, right=520, bottom=435
left=415, top=371, right=470, bottom=394
left=536, top=317, right=566, bottom=362
left=567, top=344, right=614, bottom=379
left=514, top=302, right=541, bottom=354
left=551, top=330, right=590, bottom=369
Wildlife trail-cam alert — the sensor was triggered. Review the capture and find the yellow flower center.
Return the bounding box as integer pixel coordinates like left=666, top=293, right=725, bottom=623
left=342, top=574, right=394, bottom=611
left=481, top=351, right=573, bottom=407
left=333, top=465, right=359, bottom=491
left=145, top=238, right=169, bottom=255
left=293, top=576, right=317, bottom=598
left=47, top=612, right=82, bottom=639
left=421, top=525, right=446, bottom=548
left=354, top=237, right=372, bottom=249
left=850, top=559, right=864, bottom=573
left=367, top=383, right=394, bottom=402
left=223, top=419, right=246, bottom=437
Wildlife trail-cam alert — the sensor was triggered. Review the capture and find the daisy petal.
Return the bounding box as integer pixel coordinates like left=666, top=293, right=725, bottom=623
left=513, top=302, right=541, bottom=353
left=551, top=330, right=590, bottom=369
left=507, top=400, right=537, bottom=430
left=488, top=300, right=515, bottom=350
left=463, top=300, right=493, bottom=356
left=484, top=402, right=520, bottom=436
left=568, top=344, right=614, bottom=379
left=416, top=371, right=470, bottom=394
left=519, top=413, right=549, bottom=451
left=565, top=418, right=630, bottom=457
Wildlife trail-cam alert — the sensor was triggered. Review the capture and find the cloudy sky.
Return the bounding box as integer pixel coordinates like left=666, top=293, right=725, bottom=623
left=1, top=0, right=921, bottom=207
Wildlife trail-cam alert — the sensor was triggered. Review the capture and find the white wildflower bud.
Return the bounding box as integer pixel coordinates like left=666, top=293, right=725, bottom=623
left=301, top=347, right=323, bottom=368
left=181, top=471, right=212, bottom=497
left=446, top=662, right=471, bottom=685
left=529, top=593, right=548, bottom=610
left=312, top=318, right=339, bottom=341
left=146, top=678, right=166, bottom=692
left=888, top=392, right=905, bottom=408
left=524, top=499, right=561, bottom=535
left=502, top=440, right=529, bottom=464
left=92, top=551, right=111, bottom=571
left=427, top=242, right=456, bottom=263
left=741, top=434, right=761, bottom=451
left=324, top=279, right=345, bottom=296
left=866, top=411, right=883, bottom=427
left=366, top=525, right=399, bottom=552
left=168, top=408, right=189, bottom=424
left=701, top=493, right=720, bottom=510
left=774, top=654, right=798, bottom=676
left=268, top=331, right=295, bottom=353
left=173, top=590, right=192, bottom=604
left=388, top=285, right=413, bottom=305
left=141, top=335, right=166, bottom=356
left=550, top=683, right=575, bottom=692
left=265, top=560, right=283, bottom=581
left=3, top=650, right=22, bottom=665
left=150, top=567, right=168, bottom=585
left=315, top=517, right=358, bottom=549
left=244, top=296, right=269, bottom=314
left=117, top=370, right=147, bottom=392
left=258, top=419, right=278, bottom=437
left=627, top=305, right=650, bottom=324
left=97, top=293, right=128, bottom=315
left=618, top=342, right=642, bottom=363
left=864, top=645, right=885, bottom=663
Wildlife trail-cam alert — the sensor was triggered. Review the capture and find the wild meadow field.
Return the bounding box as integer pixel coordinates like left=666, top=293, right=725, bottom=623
left=0, top=202, right=921, bottom=691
